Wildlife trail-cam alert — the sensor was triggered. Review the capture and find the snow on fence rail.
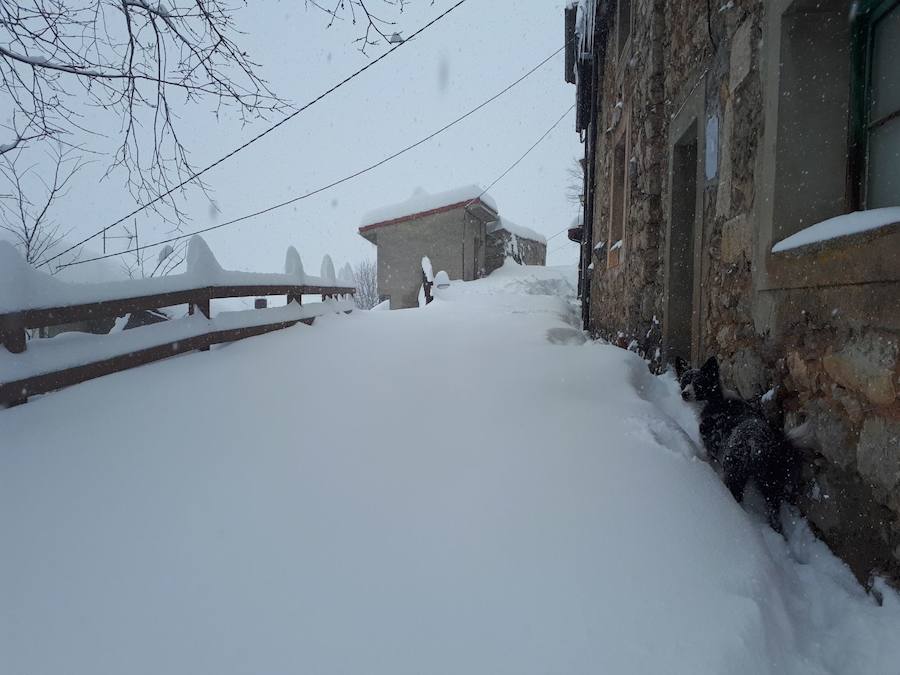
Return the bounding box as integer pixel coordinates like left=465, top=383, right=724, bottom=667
left=0, top=237, right=355, bottom=406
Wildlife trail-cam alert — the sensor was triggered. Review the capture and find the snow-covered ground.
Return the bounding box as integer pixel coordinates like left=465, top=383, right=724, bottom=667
left=2, top=261, right=898, bottom=675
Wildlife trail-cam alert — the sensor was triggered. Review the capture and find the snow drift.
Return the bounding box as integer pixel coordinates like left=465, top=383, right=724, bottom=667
left=1, top=263, right=898, bottom=675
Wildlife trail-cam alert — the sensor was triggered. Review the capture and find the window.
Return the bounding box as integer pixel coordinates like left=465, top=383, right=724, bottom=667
left=851, top=0, right=900, bottom=209
left=771, top=1, right=852, bottom=242
left=617, top=0, right=632, bottom=59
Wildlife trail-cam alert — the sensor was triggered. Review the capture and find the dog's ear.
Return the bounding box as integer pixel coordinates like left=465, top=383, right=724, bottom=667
left=673, top=356, right=689, bottom=378
left=700, top=356, right=719, bottom=378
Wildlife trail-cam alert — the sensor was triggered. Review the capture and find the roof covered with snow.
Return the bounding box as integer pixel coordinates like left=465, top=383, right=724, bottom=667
left=358, top=186, right=498, bottom=239
left=488, top=217, right=547, bottom=245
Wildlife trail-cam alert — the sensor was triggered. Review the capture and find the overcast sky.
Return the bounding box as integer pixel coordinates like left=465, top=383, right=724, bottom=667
left=22, top=0, right=584, bottom=277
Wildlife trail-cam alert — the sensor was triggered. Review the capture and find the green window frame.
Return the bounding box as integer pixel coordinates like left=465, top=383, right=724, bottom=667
left=849, top=0, right=900, bottom=209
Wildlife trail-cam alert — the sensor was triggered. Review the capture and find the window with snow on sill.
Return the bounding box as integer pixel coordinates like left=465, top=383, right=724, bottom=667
left=771, top=207, right=900, bottom=253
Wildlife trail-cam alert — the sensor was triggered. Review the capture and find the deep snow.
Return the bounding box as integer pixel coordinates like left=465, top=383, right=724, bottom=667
left=1, top=261, right=899, bottom=675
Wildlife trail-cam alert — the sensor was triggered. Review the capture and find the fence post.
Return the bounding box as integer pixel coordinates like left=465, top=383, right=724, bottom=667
left=188, top=290, right=211, bottom=319
left=422, top=272, right=433, bottom=305
left=0, top=312, right=26, bottom=354
left=188, top=289, right=211, bottom=351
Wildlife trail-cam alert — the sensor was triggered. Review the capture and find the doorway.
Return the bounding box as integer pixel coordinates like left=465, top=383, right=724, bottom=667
left=664, top=121, right=699, bottom=364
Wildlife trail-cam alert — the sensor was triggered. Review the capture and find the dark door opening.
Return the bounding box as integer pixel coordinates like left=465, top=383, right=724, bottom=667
left=664, top=122, right=699, bottom=364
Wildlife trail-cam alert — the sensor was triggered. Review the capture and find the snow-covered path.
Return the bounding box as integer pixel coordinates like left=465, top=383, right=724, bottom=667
left=2, top=263, right=898, bottom=675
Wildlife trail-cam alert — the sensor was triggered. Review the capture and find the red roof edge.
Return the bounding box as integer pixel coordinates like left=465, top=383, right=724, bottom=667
left=358, top=198, right=497, bottom=236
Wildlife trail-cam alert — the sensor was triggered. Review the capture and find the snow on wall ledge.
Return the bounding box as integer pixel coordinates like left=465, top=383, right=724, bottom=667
left=772, top=207, right=900, bottom=253
left=0, top=237, right=354, bottom=314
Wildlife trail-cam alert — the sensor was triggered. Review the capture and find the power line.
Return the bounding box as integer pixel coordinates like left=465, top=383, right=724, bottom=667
left=38, top=0, right=472, bottom=270
left=467, top=103, right=575, bottom=209
left=549, top=240, right=579, bottom=256
left=546, top=224, right=574, bottom=243
left=60, top=45, right=568, bottom=270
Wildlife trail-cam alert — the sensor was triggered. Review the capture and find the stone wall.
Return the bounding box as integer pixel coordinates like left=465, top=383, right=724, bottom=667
left=588, top=0, right=667, bottom=360
left=485, top=231, right=546, bottom=273
left=694, top=5, right=766, bottom=400
left=770, top=245, right=900, bottom=581
left=581, top=0, right=900, bottom=584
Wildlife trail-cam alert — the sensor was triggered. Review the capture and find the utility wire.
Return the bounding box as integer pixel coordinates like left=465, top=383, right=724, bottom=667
left=549, top=240, right=579, bottom=256
left=60, top=45, right=568, bottom=270
left=546, top=223, right=574, bottom=242
left=466, top=103, right=575, bottom=209
left=39, top=0, right=472, bottom=270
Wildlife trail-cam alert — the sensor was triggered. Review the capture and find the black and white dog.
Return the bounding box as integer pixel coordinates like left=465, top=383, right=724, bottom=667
left=674, top=356, right=804, bottom=532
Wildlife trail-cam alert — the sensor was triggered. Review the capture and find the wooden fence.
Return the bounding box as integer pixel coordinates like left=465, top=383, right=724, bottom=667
left=0, top=240, right=355, bottom=406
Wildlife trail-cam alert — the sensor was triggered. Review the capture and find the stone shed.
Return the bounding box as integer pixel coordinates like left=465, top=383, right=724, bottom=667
left=565, top=0, right=900, bottom=584
left=359, top=187, right=546, bottom=309
left=485, top=217, right=547, bottom=272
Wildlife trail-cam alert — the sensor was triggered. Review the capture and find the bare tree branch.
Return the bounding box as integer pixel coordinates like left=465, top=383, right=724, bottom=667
left=0, top=141, right=85, bottom=269
left=306, top=0, right=426, bottom=54
left=352, top=258, right=379, bottom=309
left=1, top=0, right=422, bottom=240
left=565, top=157, right=584, bottom=207
left=0, top=0, right=290, bottom=226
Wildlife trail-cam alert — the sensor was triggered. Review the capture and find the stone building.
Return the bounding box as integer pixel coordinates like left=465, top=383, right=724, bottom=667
left=359, top=187, right=546, bottom=309
left=484, top=217, right=547, bottom=273
left=565, top=0, right=900, bottom=583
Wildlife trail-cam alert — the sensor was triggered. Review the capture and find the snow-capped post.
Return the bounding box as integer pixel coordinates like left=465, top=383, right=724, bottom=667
left=421, top=256, right=434, bottom=305
left=320, top=254, right=336, bottom=301
left=337, top=262, right=354, bottom=303
left=285, top=246, right=305, bottom=305
left=338, top=263, right=354, bottom=284
left=434, top=270, right=450, bottom=289
left=185, top=236, right=218, bottom=321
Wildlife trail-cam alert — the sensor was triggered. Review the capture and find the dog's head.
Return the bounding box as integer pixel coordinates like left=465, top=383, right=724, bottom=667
left=674, top=356, right=721, bottom=402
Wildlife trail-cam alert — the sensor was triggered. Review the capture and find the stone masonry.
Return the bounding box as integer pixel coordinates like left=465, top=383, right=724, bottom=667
left=570, top=0, right=900, bottom=584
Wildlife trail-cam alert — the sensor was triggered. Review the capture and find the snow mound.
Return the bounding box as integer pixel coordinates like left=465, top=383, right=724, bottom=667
left=434, top=270, right=450, bottom=288
left=360, top=185, right=498, bottom=227
left=1, top=237, right=352, bottom=315
left=284, top=246, right=305, bottom=279
left=772, top=207, right=900, bottom=253
left=338, top=263, right=354, bottom=284
left=320, top=255, right=336, bottom=284
left=185, top=235, right=223, bottom=280
left=0, top=241, right=69, bottom=314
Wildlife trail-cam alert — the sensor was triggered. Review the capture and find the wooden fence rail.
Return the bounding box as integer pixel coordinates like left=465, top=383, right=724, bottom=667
left=0, top=238, right=355, bottom=406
